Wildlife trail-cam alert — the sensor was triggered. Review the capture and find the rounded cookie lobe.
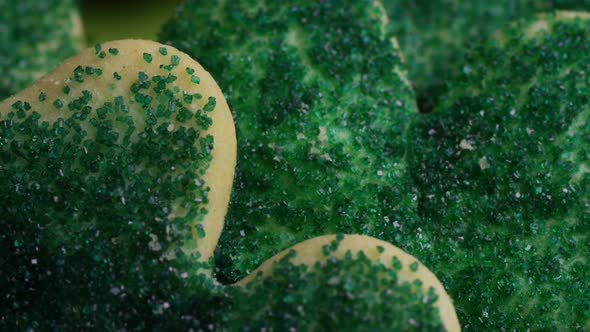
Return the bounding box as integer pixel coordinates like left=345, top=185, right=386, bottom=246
left=1, top=40, right=235, bottom=327
left=225, top=235, right=459, bottom=331
left=3, top=39, right=236, bottom=262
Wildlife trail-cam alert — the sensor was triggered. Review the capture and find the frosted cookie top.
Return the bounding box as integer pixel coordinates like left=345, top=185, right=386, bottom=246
left=160, top=0, right=419, bottom=283
left=409, top=12, right=590, bottom=330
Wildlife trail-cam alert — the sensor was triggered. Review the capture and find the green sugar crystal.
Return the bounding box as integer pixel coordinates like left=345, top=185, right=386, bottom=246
left=143, top=52, right=153, bottom=63
left=160, top=0, right=419, bottom=284
left=0, top=0, right=83, bottom=99
left=408, top=14, right=590, bottom=330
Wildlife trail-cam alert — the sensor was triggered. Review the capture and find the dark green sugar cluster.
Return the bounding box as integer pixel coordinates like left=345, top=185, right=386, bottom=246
left=382, top=0, right=590, bottom=110
left=160, top=0, right=419, bottom=283
left=408, top=17, right=589, bottom=330
left=217, top=241, right=444, bottom=331
left=0, top=49, right=219, bottom=329
left=0, top=0, right=82, bottom=99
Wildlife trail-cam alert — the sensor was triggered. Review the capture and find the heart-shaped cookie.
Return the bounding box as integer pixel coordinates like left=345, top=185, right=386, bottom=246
left=1, top=40, right=459, bottom=330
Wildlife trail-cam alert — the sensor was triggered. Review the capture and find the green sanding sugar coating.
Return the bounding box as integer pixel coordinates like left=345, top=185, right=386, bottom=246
left=160, top=0, right=418, bottom=283
left=382, top=0, right=590, bottom=110
left=0, top=0, right=83, bottom=99
left=408, top=15, right=589, bottom=330
left=0, top=51, right=218, bottom=328
left=218, top=245, right=444, bottom=331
